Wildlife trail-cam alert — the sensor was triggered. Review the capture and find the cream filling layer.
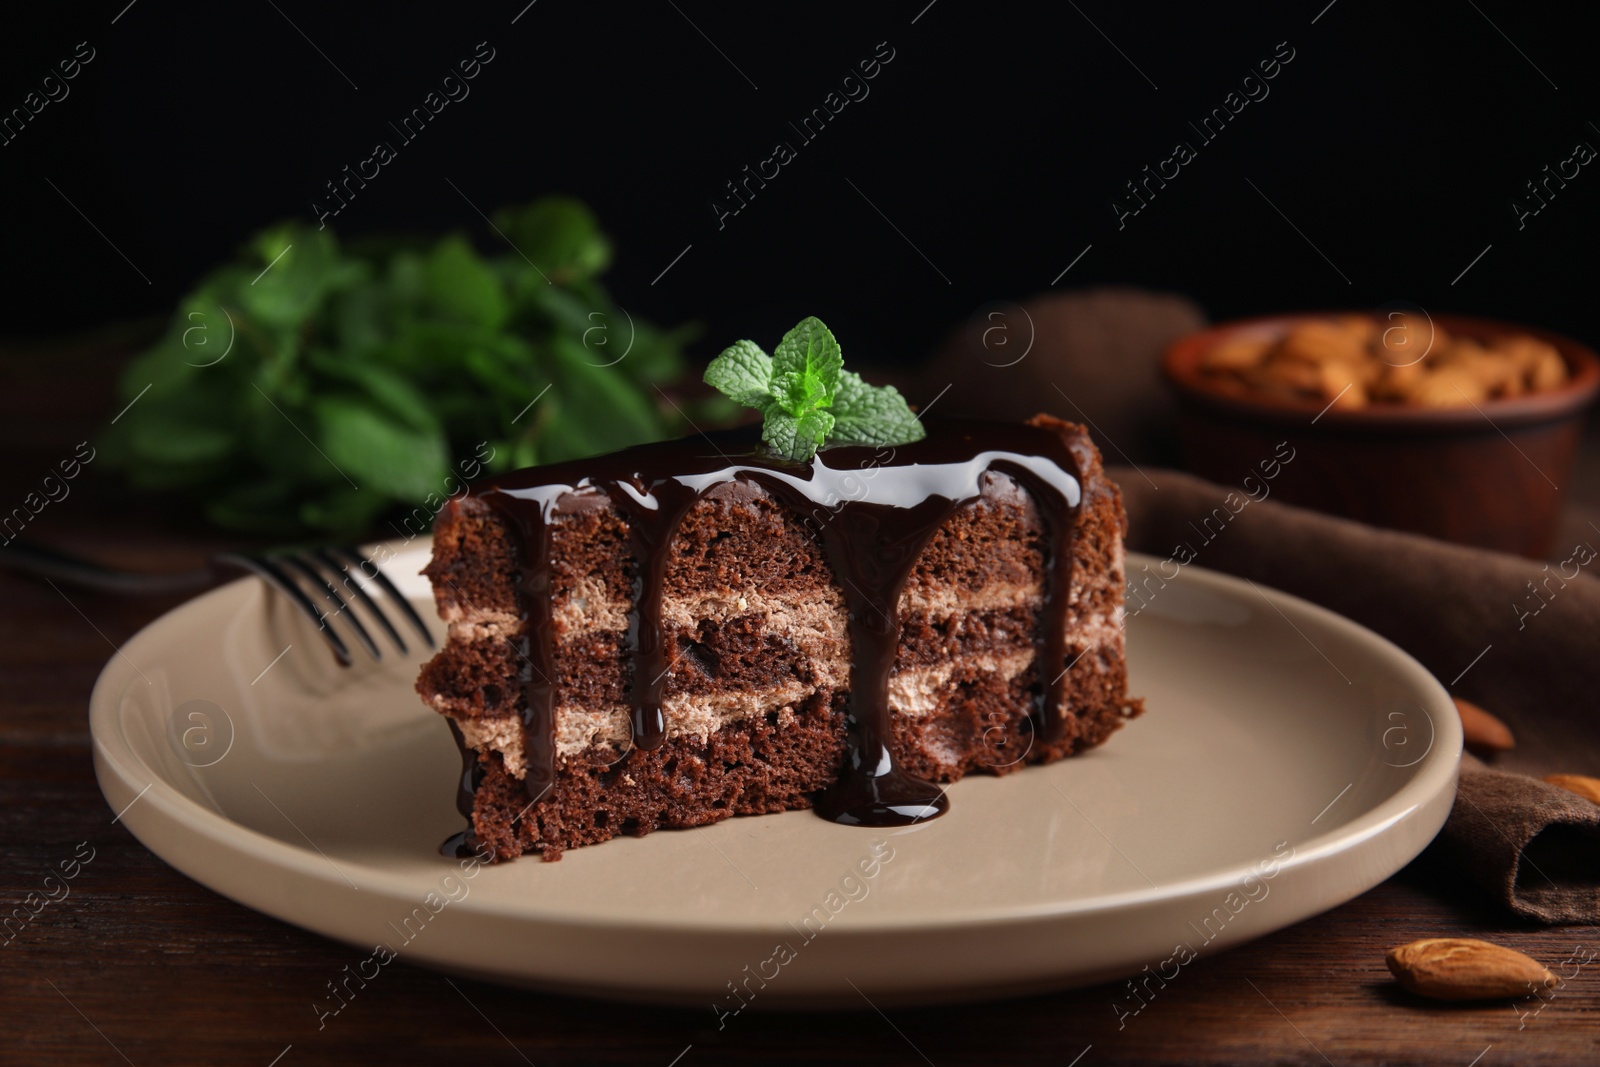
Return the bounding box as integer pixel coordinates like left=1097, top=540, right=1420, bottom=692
left=446, top=620, right=1123, bottom=780
left=436, top=578, right=1058, bottom=641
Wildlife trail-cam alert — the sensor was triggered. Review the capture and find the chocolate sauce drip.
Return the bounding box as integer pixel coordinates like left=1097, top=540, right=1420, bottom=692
left=603, top=482, right=705, bottom=752
left=472, top=420, right=1081, bottom=831
left=482, top=485, right=562, bottom=809
left=990, top=460, right=1082, bottom=745
left=779, top=483, right=964, bottom=825
left=440, top=720, right=485, bottom=857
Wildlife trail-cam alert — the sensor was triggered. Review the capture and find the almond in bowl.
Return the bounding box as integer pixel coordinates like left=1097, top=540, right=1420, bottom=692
left=1163, top=313, right=1600, bottom=558
left=1200, top=314, right=1569, bottom=410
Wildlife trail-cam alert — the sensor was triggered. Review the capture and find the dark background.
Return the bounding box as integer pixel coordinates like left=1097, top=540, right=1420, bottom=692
left=2, top=0, right=1597, bottom=369
left=6, top=8, right=1600, bottom=1065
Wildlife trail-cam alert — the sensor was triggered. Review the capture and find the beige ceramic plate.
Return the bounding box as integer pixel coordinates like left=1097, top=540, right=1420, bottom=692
left=91, top=545, right=1459, bottom=1008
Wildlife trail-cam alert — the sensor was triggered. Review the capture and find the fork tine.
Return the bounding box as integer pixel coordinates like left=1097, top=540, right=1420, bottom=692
left=334, top=546, right=435, bottom=649
left=217, top=552, right=352, bottom=666
left=313, top=547, right=409, bottom=656
left=281, top=553, right=383, bottom=661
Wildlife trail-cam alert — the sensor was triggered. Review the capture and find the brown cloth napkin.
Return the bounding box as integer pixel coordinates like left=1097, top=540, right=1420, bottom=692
left=924, top=287, right=1600, bottom=921
left=1116, top=467, right=1600, bottom=924
left=1449, top=755, right=1600, bottom=923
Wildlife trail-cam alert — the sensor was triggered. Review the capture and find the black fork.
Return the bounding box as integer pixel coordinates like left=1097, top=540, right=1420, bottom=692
left=3, top=540, right=435, bottom=666
left=214, top=547, right=435, bottom=666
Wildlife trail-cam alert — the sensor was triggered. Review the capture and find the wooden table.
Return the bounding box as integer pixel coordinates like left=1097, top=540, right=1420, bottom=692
left=4, top=337, right=1597, bottom=1065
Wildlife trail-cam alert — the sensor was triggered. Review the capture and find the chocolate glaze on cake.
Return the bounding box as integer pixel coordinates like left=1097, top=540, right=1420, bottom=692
left=419, top=414, right=1138, bottom=860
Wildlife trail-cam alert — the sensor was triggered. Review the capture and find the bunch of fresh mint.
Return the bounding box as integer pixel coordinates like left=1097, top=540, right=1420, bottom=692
left=104, top=198, right=700, bottom=536
left=704, top=316, right=924, bottom=461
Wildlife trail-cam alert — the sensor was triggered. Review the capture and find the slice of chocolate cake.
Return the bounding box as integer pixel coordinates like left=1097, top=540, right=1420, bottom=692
left=417, top=414, right=1138, bottom=861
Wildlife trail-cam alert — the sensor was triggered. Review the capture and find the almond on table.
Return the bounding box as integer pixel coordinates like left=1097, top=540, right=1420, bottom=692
left=1387, top=938, right=1557, bottom=1000
left=1543, top=773, right=1600, bottom=805
left=1453, top=697, right=1515, bottom=754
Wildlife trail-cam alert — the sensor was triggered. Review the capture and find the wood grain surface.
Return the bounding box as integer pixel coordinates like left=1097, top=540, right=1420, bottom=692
left=3, top=336, right=1597, bottom=1065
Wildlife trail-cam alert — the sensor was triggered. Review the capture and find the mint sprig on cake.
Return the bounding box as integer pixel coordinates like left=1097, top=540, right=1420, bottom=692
left=704, top=315, right=925, bottom=461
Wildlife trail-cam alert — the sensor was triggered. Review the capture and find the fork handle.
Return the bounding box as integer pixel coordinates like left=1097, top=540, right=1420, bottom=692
left=0, top=539, right=215, bottom=595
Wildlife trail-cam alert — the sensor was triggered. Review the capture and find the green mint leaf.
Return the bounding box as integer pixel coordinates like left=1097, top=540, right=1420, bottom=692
left=771, top=368, right=832, bottom=417
left=314, top=396, right=451, bottom=500
left=492, top=197, right=612, bottom=283
left=758, top=409, right=801, bottom=460
left=543, top=335, right=667, bottom=461
left=309, top=352, right=441, bottom=433
left=828, top=370, right=926, bottom=447
left=426, top=235, right=509, bottom=329
left=237, top=225, right=365, bottom=330
left=772, top=316, right=842, bottom=410
left=703, top=339, right=774, bottom=407
left=760, top=402, right=834, bottom=462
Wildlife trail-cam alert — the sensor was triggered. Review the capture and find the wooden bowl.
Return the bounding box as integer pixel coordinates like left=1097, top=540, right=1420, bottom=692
left=1162, top=313, right=1600, bottom=558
